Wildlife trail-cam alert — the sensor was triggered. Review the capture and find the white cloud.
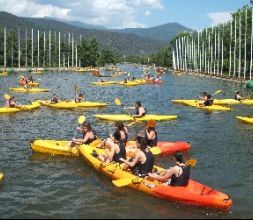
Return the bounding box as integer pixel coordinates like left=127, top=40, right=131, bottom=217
left=133, top=0, right=164, bottom=9
left=0, top=0, right=70, bottom=18
left=0, top=0, right=165, bottom=28
left=207, top=12, right=232, bottom=26
left=144, top=10, right=151, bottom=16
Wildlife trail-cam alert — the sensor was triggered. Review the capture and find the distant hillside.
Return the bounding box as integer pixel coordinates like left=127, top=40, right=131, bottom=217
left=44, top=17, right=108, bottom=30
left=113, top=23, right=193, bottom=43
left=0, top=12, right=164, bottom=56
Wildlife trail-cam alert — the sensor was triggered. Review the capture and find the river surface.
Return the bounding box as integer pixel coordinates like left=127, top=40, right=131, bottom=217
left=0, top=65, right=253, bottom=219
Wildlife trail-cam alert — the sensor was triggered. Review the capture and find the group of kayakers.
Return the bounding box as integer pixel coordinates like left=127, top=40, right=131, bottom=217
left=68, top=100, right=190, bottom=187
left=45, top=93, right=85, bottom=104
left=198, top=90, right=245, bottom=107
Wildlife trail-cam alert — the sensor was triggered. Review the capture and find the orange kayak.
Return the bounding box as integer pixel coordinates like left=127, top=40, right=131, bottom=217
left=79, top=145, right=233, bottom=211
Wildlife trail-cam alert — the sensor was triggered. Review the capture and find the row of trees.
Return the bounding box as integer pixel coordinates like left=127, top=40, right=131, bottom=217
left=0, top=28, right=120, bottom=68
left=171, top=4, right=253, bottom=80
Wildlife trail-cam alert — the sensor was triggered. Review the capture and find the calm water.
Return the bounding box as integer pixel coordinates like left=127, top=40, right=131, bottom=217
left=0, top=65, right=253, bottom=219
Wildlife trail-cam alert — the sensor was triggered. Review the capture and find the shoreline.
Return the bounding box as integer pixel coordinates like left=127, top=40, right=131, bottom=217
left=172, top=70, right=248, bottom=84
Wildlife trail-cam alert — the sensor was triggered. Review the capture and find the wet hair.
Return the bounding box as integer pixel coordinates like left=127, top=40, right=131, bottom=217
left=236, top=91, right=240, bottom=94
left=78, top=93, right=84, bottom=97
left=202, top=92, right=208, bottom=96
left=82, top=122, right=92, bottom=131
left=113, top=130, right=121, bottom=142
left=115, top=121, right=125, bottom=131
left=136, top=135, right=148, bottom=150
left=136, top=101, right=142, bottom=107
left=173, top=151, right=184, bottom=163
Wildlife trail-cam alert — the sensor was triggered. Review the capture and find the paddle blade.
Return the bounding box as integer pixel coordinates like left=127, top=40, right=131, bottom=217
left=114, top=98, right=122, bottom=106
left=150, top=147, right=161, bottom=155
left=4, top=94, right=11, bottom=100
left=147, top=120, right=156, bottom=128
left=78, top=116, right=86, bottom=124
left=213, top=90, right=222, bottom=95
left=186, top=159, right=197, bottom=167
left=112, top=178, right=134, bottom=187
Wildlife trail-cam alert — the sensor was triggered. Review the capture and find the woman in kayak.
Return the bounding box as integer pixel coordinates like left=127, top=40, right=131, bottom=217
left=234, top=91, right=244, bottom=101
left=50, top=94, right=60, bottom=104
left=145, top=121, right=158, bottom=147
left=120, top=135, right=154, bottom=177
left=115, top=121, right=128, bottom=144
left=71, top=122, right=97, bottom=146
left=93, top=130, right=126, bottom=163
left=134, top=101, right=146, bottom=118
left=199, top=92, right=213, bottom=106
left=5, top=96, right=23, bottom=108
left=75, top=93, right=84, bottom=103
left=148, top=151, right=190, bottom=186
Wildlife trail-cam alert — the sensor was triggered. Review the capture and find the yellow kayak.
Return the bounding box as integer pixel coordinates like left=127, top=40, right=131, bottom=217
left=172, top=100, right=231, bottom=111
left=173, top=99, right=253, bottom=105
left=0, top=102, right=41, bottom=114
left=0, top=173, right=4, bottom=182
left=91, top=81, right=117, bottom=86
left=79, top=145, right=233, bottom=210
left=31, top=71, right=44, bottom=74
left=116, top=80, right=146, bottom=86
left=94, top=114, right=178, bottom=121
left=30, top=139, right=184, bottom=157
left=9, top=87, right=50, bottom=93
left=236, top=116, right=253, bottom=124
left=38, top=100, right=108, bottom=109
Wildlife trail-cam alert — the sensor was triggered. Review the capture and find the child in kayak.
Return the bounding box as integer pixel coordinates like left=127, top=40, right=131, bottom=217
left=92, top=131, right=126, bottom=164
left=71, top=122, right=97, bottom=146
left=120, top=136, right=154, bottom=177
left=148, top=151, right=190, bottom=186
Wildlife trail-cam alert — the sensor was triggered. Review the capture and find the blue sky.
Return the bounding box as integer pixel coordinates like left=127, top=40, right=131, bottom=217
left=0, top=0, right=250, bottom=30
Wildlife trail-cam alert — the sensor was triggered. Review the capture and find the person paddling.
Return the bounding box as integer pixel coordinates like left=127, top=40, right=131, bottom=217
left=120, top=135, right=154, bottom=177
left=5, top=96, right=23, bottom=108
left=122, top=101, right=146, bottom=118
left=148, top=151, right=190, bottom=186
left=75, top=93, right=84, bottom=103
left=71, top=122, right=97, bottom=147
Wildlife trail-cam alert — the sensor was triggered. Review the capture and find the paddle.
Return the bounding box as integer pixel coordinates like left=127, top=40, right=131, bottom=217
left=212, top=89, right=222, bottom=96
left=112, top=159, right=197, bottom=187
left=74, top=84, right=78, bottom=97
left=114, top=98, right=137, bottom=126
left=67, top=115, right=86, bottom=147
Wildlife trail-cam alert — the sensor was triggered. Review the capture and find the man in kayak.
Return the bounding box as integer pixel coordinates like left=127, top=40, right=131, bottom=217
left=71, top=122, right=97, bottom=146
left=120, top=135, right=154, bottom=177
left=123, top=101, right=146, bottom=118
left=92, top=131, right=126, bottom=164
left=148, top=151, right=190, bottom=186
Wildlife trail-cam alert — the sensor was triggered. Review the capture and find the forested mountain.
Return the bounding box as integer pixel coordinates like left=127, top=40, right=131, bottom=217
left=113, top=23, right=193, bottom=43
left=0, top=12, right=164, bottom=56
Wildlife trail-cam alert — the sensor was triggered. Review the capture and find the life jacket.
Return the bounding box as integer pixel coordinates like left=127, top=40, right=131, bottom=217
left=170, top=164, right=191, bottom=187
left=113, top=142, right=126, bottom=163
